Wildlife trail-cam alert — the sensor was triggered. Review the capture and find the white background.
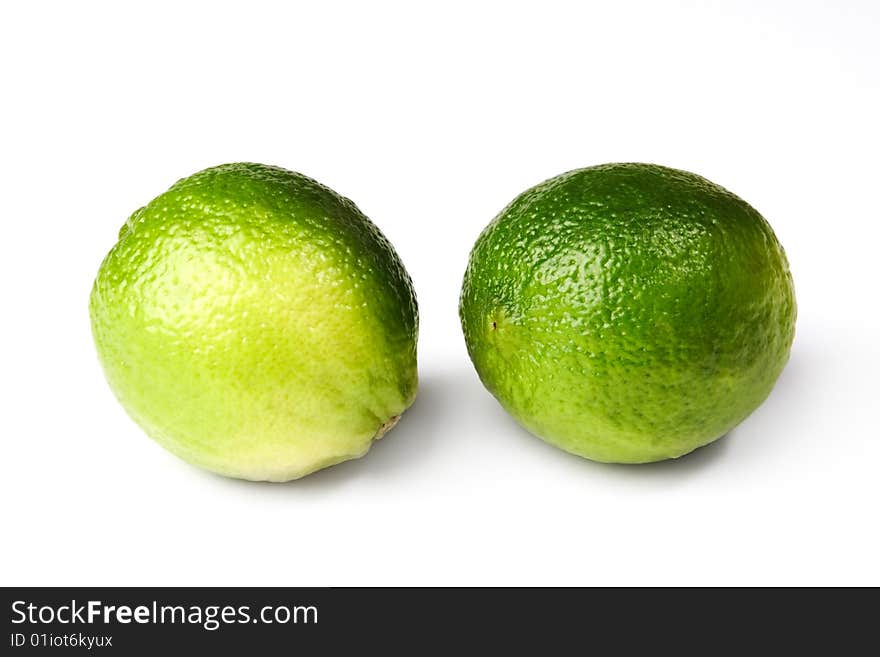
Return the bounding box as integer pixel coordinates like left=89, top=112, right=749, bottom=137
left=2, top=1, right=878, bottom=586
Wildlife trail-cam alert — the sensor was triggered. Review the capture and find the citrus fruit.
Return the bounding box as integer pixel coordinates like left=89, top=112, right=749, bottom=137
left=460, top=163, right=796, bottom=464
left=90, top=163, right=418, bottom=481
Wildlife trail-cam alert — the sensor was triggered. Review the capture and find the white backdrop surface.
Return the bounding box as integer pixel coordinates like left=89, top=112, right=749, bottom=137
left=1, top=1, right=878, bottom=585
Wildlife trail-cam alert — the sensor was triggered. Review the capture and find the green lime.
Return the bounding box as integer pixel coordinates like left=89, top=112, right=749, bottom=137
left=460, top=163, right=796, bottom=464
left=90, top=163, right=418, bottom=481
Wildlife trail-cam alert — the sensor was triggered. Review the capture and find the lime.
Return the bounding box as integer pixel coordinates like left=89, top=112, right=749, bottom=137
left=90, top=163, right=418, bottom=481
left=460, top=163, right=796, bottom=463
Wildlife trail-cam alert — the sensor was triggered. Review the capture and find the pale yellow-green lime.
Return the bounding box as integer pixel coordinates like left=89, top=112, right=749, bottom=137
left=90, top=163, right=418, bottom=481
left=460, top=163, right=796, bottom=464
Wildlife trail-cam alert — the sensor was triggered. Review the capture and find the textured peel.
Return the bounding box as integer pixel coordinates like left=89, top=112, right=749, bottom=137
left=460, top=163, right=796, bottom=463
left=90, top=163, right=418, bottom=481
